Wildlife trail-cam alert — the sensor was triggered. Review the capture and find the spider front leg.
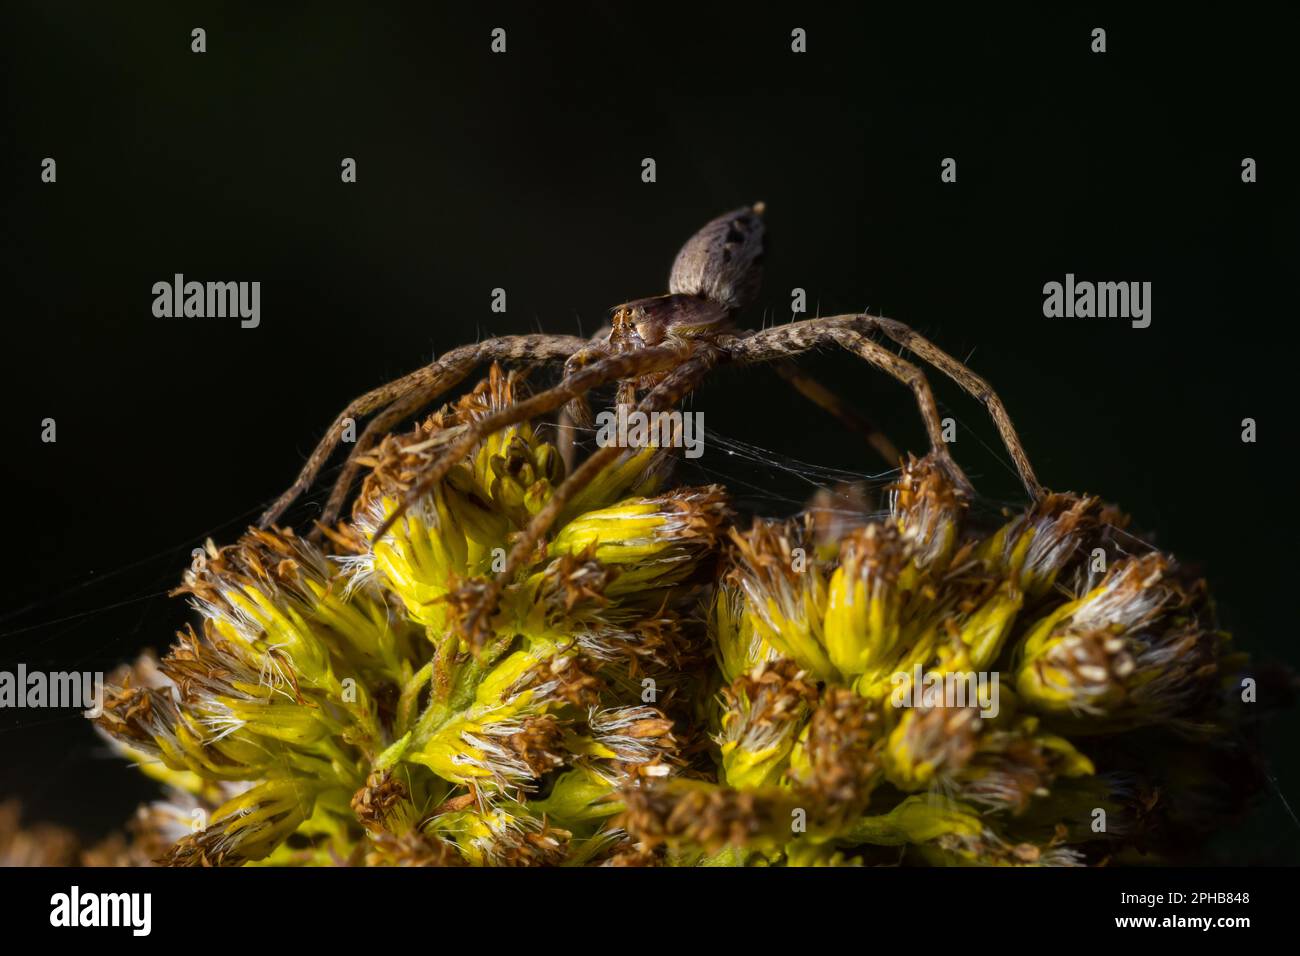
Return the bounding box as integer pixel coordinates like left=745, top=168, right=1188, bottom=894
left=725, top=317, right=975, bottom=496
left=557, top=324, right=614, bottom=473
left=453, top=350, right=720, bottom=648
left=257, top=334, right=587, bottom=529
left=315, top=383, right=455, bottom=533
left=369, top=343, right=688, bottom=544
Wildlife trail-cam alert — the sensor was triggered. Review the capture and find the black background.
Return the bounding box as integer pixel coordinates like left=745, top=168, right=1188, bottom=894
left=1, top=3, right=1295, bottom=861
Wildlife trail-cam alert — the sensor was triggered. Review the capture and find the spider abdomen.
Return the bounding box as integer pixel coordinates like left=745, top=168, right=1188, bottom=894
left=668, top=202, right=766, bottom=312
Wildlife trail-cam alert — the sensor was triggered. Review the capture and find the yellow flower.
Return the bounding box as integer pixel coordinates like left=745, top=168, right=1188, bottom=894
left=716, top=661, right=817, bottom=788
left=727, top=519, right=837, bottom=681
left=1014, top=553, right=1220, bottom=727
left=549, top=487, right=728, bottom=594
left=83, top=370, right=1254, bottom=869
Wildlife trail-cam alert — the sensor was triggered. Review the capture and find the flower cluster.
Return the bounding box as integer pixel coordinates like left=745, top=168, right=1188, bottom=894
left=621, top=456, right=1250, bottom=866
left=83, top=369, right=1261, bottom=866
left=94, top=367, right=726, bottom=866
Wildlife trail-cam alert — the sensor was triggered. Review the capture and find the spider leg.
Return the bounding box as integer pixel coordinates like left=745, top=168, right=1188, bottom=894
left=724, top=317, right=975, bottom=496
left=370, top=343, right=689, bottom=544
left=828, top=326, right=976, bottom=496
left=771, top=359, right=901, bottom=467
left=456, top=349, right=720, bottom=648
left=257, top=334, right=587, bottom=529
left=865, top=316, right=1045, bottom=500
left=313, top=384, right=447, bottom=534
left=557, top=324, right=613, bottom=473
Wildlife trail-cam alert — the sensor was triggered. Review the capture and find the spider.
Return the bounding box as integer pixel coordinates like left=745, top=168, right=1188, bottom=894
left=258, top=203, right=1046, bottom=643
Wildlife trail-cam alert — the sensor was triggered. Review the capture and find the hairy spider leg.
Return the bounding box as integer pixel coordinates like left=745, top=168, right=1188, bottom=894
left=557, top=324, right=614, bottom=474
left=726, top=315, right=1045, bottom=500
left=369, top=343, right=688, bottom=544
left=722, top=317, right=975, bottom=497
left=865, top=316, right=1045, bottom=501
left=830, top=326, right=976, bottom=497
left=316, top=354, right=566, bottom=534
left=453, top=349, right=721, bottom=649
left=316, top=383, right=463, bottom=534
left=258, top=334, right=588, bottom=529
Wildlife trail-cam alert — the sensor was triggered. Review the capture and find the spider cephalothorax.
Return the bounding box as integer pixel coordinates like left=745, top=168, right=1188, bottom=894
left=258, top=203, right=1046, bottom=645
left=574, top=201, right=765, bottom=406
left=608, top=295, right=732, bottom=350
left=603, top=199, right=765, bottom=354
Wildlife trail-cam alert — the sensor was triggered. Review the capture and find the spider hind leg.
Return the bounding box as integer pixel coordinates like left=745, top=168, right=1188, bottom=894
left=723, top=314, right=1046, bottom=502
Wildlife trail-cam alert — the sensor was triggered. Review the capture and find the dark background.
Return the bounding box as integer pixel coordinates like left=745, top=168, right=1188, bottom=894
left=1, top=3, right=1295, bottom=861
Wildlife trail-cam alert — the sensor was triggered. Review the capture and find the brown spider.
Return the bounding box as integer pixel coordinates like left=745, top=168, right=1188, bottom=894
left=258, top=203, right=1045, bottom=642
